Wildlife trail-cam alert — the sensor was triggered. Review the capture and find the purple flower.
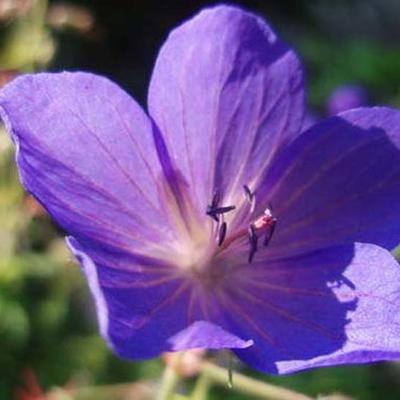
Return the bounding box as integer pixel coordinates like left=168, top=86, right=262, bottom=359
left=327, top=84, right=368, bottom=116
left=2, top=5, right=400, bottom=374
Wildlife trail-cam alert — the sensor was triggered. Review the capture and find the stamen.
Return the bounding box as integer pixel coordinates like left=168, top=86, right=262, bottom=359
left=209, top=190, right=276, bottom=265
left=212, top=205, right=236, bottom=215
left=206, top=205, right=236, bottom=221
left=206, top=190, right=221, bottom=221
left=206, top=190, right=236, bottom=222
left=264, top=220, right=276, bottom=247
left=243, top=184, right=256, bottom=213
left=248, top=224, right=258, bottom=263
left=206, top=206, right=220, bottom=222
left=243, top=184, right=253, bottom=201
left=218, top=221, right=227, bottom=246
left=211, top=190, right=220, bottom=209
left=246, top=205, right=277, bottom=262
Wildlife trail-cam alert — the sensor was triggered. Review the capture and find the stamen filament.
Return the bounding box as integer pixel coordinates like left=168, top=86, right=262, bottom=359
left=217, top=227, right=249, bottom=251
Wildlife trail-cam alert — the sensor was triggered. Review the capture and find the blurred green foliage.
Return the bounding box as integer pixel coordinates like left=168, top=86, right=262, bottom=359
left=1, top=0, right=400, bottom=399
left=300, top=38, right=400, bottom=109
left=0, top=0, right=53, bottom=71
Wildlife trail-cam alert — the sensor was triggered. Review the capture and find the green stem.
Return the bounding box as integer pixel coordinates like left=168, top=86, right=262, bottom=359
left=201, top=361, right=312, bottom=400
left=190, top=374, right=212, bottom=400
left=157, top=353, right=182, bottom=400
left=74, top=381, right=156, bottom=400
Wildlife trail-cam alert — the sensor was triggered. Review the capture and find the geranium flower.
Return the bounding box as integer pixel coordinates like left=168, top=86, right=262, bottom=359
left=2, top=5, right=400, bottom=374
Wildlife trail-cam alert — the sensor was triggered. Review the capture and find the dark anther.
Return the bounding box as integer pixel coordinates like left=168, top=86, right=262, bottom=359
left=218, top=222, right=227, bottom=246
left=206, top=205, right=220, bottom=222
left=264, top=219, right=277, bottom=247
left=248, top=224, right=258, bottom=263
left=248, top=224, right=257, bottom=246
left=206, top=205, right=236, bottom=221
left=212, top=205, right=236, bottom=215
left=243, top=184, right=254, bottom=201
left=206, top=190, right=235, bottom=221
left=206, top=190, right=221, bottom=221
left=243, top=184, right=256, bottom=213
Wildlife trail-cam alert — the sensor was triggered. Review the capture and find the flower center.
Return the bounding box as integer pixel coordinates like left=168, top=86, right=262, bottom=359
left=207, top=186, right=276, bottom=261
left=170, top=185, right=277, bottom=285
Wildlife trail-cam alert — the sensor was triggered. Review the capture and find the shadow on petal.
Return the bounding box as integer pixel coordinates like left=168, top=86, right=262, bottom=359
left=220, top=244, right=355, bottom=373
left=260, top=108, right=400, bottom=259
left=223, top=242, right=400, bottom=374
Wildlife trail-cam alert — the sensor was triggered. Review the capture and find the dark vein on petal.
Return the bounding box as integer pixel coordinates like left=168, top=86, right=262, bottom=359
left=101, top=274, right=181, bottom=289
left=278, top=164, right=400, bottom=239
left=216, top=289, right=277, bottom=347
left=242, top=268, right=398, bottom=308
left=39, top=80, right=164, bottom=217
left=98, top=258, right=174, bottom=273
left=241, top=278, right=328, bottom=297
left=177, top=53, right=197, bottom=201
left=231, top=73, right=289, bottom=198
left=276, top=205, right=400, bottom=255
left=218, top=75, right=253, bottom=199
left=236, top=285, right=341, bottom=343
left=22, top=139, right=162, bottom=231
left=114, top=281, right=190, bottom=331
left=66, top=106, right=161, bottom=213
left=110, top=102, right=160, bottom=188
left=277, top=135, right=388, bottom=215
left=22, top=155, right=155, bottom=245
left=264, top=124, right=341, bottom=202
left=251, top=77, right=292, bottom=190
left=227, top=72, right=266, bottom=197
left=210, top=30, right=229, bottom=197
